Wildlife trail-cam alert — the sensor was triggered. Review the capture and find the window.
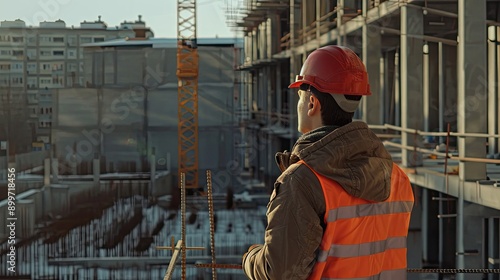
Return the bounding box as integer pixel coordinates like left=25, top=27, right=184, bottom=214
left=27, top=63, right=36, bottom=71
left=12, top=37, right=24, bottom=43
left=52, top=63, right=63, bottom=71
left=93, top=37, right=105, bottom=43
left=39, top=36, right=51, bottom=42
left=40, top=63, right=50, bottom=70
left=49, top=107, right=52, bottom=113
left=68, top=36, right=77, bottom=46
left=52, top=50, right=64, bottom=56
left=53, top=37, right=64, bottom=43
left=40, top=50, right=51, bottom=56
left=67, top=63, right=77, bottom=71
left=0, top=35, right=9, bottom=42
left=0, top=50, right=10, bottom=55
left=28, top=77, right=37, bottom=88
left=12, top=50, right=23, bottom=56
left=11, top=77, right=23, bottom=84
left=67, top=49, right=76, bottom=58
left=40, top=78, right=51, bottom=85
left=39, top=121, right=52, bottom=128
left=0, top=64, right=10, bottom=70
left=80, top=37, right=92, bottom=44
left=27, top=49, right=37, bottom=59
left=52, top=76, right=63, bottom=85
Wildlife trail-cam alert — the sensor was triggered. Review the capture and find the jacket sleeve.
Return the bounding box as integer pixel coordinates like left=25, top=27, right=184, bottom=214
left=243, top=164, right=325, bottom=280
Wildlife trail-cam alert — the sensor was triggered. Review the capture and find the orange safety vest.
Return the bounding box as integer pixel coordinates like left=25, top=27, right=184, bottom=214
left=300, top=160, right=415, bottom=280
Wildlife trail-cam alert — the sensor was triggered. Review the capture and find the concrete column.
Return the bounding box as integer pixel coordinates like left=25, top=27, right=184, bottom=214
left=93, top=157, right=100, bottom=186
left=266, top=18, right=273, bottom=59
left=252, top=30, right=258, bottom=62
left=394, top=50, right=401, bottom=127
left=316, top=0, right=321, bottom=47
left=487, top=26, right=497, bottom=155
left=51, top=159, right=59, bottom=183
left=18, top=199, right=35, bottom=239
left=456, top=181, right=465, bottom=280
left=151, top=147, right=156, bottom=193
left=423, top=43, right=430, bottom=132
left=383, top=54, right=391, bottom=124
left=438, top=42, right=445, bottom=144
left=497, top=27, right=500, bottom=155
left=337, top=0, right=345, bottom=46
left=50, top=184, right=69, bottom=216
left=51, top=144, right=59, bottom=184
left=289, top=0, right=300, bottom=143
left=244, top=36, right=251, bottom=63
left=400, top=5, right=424, bottom=167
left=457, top=0, right=487, bottom=181
left=438, top=193, right=444, bottom=267
left=380, top=57, right=386, bottom=124
left=44, top=158, right=50, bottom=186
left=267, top=67, right=272, bottom=122
left=362, top=17, right=382, bottom=124
left=487, top=217, right=496, bottom=280
left=422, top=188, right=428, bottom=262
left=259, top=23, right=266, bottom=60
left=276, top=62, right=282, bottom=119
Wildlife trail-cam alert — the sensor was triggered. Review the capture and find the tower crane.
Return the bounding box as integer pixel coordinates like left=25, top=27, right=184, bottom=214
left=177, top=0, right=199, bottom=189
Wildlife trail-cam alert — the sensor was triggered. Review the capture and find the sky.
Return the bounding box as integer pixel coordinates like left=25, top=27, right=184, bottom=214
left=0, top=0, right=240, bottom=38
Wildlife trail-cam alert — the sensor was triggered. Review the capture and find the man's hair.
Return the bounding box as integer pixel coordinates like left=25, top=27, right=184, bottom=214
left=300, top=84, right=362, bottom=126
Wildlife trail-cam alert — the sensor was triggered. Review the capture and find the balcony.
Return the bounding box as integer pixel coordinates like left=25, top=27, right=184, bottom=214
left=27, top=97, right=38, bottom=104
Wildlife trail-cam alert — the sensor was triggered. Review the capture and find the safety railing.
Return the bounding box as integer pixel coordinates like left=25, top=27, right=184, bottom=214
left=368, top=123, right=500, bottom=165
left=280, top=8, right=339, bottom=50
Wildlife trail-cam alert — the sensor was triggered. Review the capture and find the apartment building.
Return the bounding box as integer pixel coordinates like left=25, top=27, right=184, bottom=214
left=0, top=16, right=153, bottom=146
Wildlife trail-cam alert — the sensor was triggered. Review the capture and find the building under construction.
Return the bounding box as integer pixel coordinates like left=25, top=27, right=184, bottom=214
left=226, top=0, right=500, bottom=279
left=1, top=0, right=500, bottom=279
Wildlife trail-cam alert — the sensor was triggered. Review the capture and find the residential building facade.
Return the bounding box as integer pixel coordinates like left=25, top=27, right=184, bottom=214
left=0, top=16, right=153, bottom=147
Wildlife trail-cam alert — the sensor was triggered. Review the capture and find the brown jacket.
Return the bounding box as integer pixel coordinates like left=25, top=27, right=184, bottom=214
left=242, top=122, right=394, bottom=280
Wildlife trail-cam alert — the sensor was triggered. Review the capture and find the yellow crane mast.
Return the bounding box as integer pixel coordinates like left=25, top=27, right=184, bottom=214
left=177, top=0, right=199, bottom=189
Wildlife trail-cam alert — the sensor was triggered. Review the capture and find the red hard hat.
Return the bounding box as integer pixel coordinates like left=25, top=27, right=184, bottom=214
left=288, top=45, right=371, bottom=112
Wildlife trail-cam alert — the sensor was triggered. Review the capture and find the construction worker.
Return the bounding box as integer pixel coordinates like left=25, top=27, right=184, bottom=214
left=242, top=45, right=414, bottom=279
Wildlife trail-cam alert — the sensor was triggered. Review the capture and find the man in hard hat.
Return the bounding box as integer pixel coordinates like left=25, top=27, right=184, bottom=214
left=242, top=45, right=414, bottom=280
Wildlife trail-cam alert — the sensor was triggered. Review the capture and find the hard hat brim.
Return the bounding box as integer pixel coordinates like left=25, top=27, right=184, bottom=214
left=288, top=80, right=303, bottom=89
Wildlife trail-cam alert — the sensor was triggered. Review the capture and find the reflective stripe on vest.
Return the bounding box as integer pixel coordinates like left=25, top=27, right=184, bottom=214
left=318, top=236, right=407, bottom=261
left=300, top=160, right=414, bottom=280
left=326, top=201, right=414, bottom=223
left=320, top=268, right=407, bottom=280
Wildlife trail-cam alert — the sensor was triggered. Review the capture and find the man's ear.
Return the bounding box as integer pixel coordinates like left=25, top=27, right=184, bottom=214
left=308, top=95, right=321, bottom=116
